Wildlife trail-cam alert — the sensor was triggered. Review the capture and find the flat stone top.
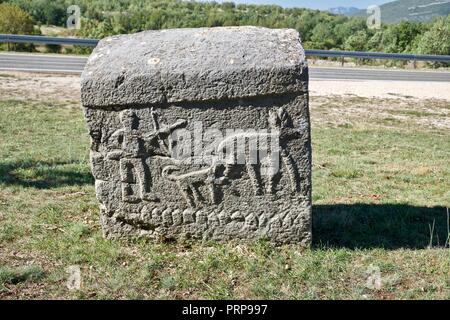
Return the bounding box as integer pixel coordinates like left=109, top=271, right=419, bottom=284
left=81, top=26, right=308, bottom=108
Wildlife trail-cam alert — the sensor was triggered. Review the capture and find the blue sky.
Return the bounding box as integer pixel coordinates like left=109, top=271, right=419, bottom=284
left=218, top=0, right=394, bottom=10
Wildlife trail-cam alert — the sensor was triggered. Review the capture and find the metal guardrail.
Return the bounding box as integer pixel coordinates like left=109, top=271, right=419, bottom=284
left=1, top=34, right=450, bottom=62
left=307, top=49, right=450, bottom=62
left=0, top=34, right=99, bottom=47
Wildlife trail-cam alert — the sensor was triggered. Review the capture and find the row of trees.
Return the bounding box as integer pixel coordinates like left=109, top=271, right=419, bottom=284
left=0, top=0, right=449, bottom=58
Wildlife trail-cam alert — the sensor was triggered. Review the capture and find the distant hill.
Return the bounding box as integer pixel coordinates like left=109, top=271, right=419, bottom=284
left=348, top=0, right=450, bottom=23
left=328, top=7, right=360, bottom=15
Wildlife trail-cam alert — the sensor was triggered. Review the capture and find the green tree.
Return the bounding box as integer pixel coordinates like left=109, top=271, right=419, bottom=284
left=40, top=2, right=66, bottom=25
left=379, top=21, right=422, bottom=53
left=334, top=18, right=367, bottom=48
left=0, top=3, right=35, bottom=34
left=415, top=16, right=450, bottom=56
left=367, top=30, right=384, bottom=52
left=309, top=22, right=336, bottom=49
left=344, top=30, right=368, bottom=52
left=0, top=3, right=36, bottom=51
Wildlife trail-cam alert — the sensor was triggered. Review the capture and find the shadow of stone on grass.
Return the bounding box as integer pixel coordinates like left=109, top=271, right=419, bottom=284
left=0, top=160, right=93, bottom=189
left=313, top=204, right=449, bottom=250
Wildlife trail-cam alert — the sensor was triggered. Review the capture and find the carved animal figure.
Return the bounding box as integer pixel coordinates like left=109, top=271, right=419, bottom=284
left=161, top=107, right=301, bottom=207
left=161, top=163, right=225, bottom=208
left=217, top=107, right=301, bottom=195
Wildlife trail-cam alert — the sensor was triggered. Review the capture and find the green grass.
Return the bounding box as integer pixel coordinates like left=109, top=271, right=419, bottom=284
left=0, top=266, right=44, bottom=286
left=0, top=98, right=449, bottom=299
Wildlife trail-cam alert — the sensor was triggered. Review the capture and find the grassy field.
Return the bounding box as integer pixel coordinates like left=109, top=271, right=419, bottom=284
left=0, top=92, right=449, bottom=299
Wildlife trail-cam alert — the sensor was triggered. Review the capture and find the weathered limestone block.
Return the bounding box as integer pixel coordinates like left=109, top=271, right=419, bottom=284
left=81, top=26, right=311, bottom=245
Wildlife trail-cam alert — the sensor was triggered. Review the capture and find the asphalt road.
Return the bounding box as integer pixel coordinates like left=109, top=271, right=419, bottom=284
left=1, top=53, right=449, bottom=82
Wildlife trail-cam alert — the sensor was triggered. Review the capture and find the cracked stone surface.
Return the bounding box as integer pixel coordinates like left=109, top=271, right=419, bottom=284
left=81, top=26, right=312, bottom=245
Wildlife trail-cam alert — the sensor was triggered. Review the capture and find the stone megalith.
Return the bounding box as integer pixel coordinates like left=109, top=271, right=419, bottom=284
left=81, top=26, right=311, bottom=245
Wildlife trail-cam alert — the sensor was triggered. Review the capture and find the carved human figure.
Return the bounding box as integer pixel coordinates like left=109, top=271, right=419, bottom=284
left=266, top=107, right=302, bottom=194
left=108, top=109, right=187, bottom=203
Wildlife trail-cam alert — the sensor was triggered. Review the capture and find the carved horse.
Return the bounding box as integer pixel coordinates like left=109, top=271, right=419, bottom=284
left=162, top=107, right=301, bottom=207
